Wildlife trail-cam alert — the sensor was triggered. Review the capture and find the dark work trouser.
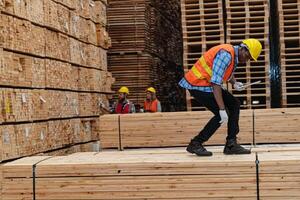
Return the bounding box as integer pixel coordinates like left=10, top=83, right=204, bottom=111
left=189, top=89, right=240, bottom=143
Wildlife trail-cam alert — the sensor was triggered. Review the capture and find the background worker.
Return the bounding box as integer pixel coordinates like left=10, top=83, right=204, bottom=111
left=143, top=87, right=162, bottom=112
left=179, top=38, right=262, bottom=156
left=114, top=86, right=135, bottom=114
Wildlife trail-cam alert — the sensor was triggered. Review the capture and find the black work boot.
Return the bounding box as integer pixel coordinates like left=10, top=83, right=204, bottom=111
left=186, top=141, right=213, bottom=156
left=223, top=139, right=251, bottom=155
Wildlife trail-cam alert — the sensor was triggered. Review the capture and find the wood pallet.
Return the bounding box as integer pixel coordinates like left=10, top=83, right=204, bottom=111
left=278, top=0, right=300, bottom=107
left=226, top=0, right=270, bottom=109
left=99, top=108, right=300, bottom=149
left=181, top=0, right=225, bottom=110
left=2, top=151, right=257, bottom=199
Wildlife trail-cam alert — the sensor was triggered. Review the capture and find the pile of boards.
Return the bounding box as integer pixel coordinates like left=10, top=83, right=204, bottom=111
left=2, top=145, right=300, bottom=199
left=107, top=0, right=185, bottom=111
left=0, top=0, right=113, bottom=161
left=99, top=108, right=300, bottom=149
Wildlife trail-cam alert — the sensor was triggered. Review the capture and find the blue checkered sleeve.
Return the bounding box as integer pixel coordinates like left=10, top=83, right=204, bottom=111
left=210, top=50, right=232, bottom=86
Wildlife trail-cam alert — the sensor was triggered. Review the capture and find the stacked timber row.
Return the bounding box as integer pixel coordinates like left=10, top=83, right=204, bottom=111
left=181, top=0, right=225, bottom=110
left=0, top=0, right=113, bottom=161
left=181, top=0, right=270, bottom=110
left=99, top=108, right=300, bottom=149
left=226, top=0, right=270, bottom=109
left=278, top=0, right=300, bottom=107
left=3, top=147, right=300, bottom=199
left=108, top=0, right=185, bottom=111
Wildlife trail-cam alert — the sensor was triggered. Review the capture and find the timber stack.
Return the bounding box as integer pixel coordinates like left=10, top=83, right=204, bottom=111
left=107, top=0, right=185, bottom=111
left=0, top=0, right=113, bottom=162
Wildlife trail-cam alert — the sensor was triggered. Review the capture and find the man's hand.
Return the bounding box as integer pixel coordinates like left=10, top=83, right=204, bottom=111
left=234, top=82, right=244, bottom=91
left=219, top=109, right=228, bottom=125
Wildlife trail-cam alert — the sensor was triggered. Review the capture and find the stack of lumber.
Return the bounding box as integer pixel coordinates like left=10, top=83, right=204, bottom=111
left=181, top=0, right=225, bottom=110
left=2, top=145, right=300, bottom=199
left=2, top=151, right=257, bottom=199
left=107, top=0, right=185, bottom=111
left=258, top=151, right=300, bottom=199
left=226, top=0, right=270, bottom=109
left=0, top=0, right=113, bottom=162
left=278, top=0, right=300, bottom=107
left=254, top=108, right=300, bottom=144
left=0, top=118, right=100, bottom=161
left=100, top=110, right=253, bottom=149
left=99, top=108, right=300, bottom=149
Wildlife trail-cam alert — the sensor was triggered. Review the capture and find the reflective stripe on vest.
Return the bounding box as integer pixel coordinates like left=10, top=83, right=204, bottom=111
left=184, top=44, right=235, bottom=87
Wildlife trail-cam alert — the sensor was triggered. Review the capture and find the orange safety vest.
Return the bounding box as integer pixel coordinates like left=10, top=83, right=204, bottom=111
left=185, top=44, right=235, bottom=86
left=144, top=99, right=159, bottom=112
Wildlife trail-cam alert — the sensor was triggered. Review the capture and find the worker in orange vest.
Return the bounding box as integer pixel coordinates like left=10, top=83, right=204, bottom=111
left=179, top=39, right=262, bottom=156
left=114, top=86, right=135, bottom=114
left=143, top=87, right=161, bottom=112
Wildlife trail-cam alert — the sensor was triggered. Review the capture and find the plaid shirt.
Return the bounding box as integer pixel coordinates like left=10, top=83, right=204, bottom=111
left=179, top=46, right=239, bottom=93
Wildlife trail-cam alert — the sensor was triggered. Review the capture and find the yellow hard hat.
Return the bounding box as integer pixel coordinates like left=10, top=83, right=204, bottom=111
left=118, top=86, right=129, bottom=94
left=242, top=38, right=262, bottom=61
left=146, top=87, right=156, bottom=93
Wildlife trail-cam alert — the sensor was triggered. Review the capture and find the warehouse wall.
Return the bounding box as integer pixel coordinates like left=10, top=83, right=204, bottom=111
left=0, top=0, right=113, bottom=161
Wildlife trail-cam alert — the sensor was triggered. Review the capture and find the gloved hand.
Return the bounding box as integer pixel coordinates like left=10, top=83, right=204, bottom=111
left=219, top=109, right=228, bottom=125
left=234, top=82, right=244, bottom=91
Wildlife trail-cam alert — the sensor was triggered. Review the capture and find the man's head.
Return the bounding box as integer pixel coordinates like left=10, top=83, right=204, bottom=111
left=238, top=38, right=262, bottom=63
left=118, top=86, right=129, bottom=100
left=146, top=87, right=156, bottom=100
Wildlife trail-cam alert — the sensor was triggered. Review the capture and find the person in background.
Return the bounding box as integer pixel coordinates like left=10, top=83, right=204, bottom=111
left=179, top=38, right=262, bottom=156
left=114, top=86, right=135, bottom=114
left=143, top=87, right=162, bottom=112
